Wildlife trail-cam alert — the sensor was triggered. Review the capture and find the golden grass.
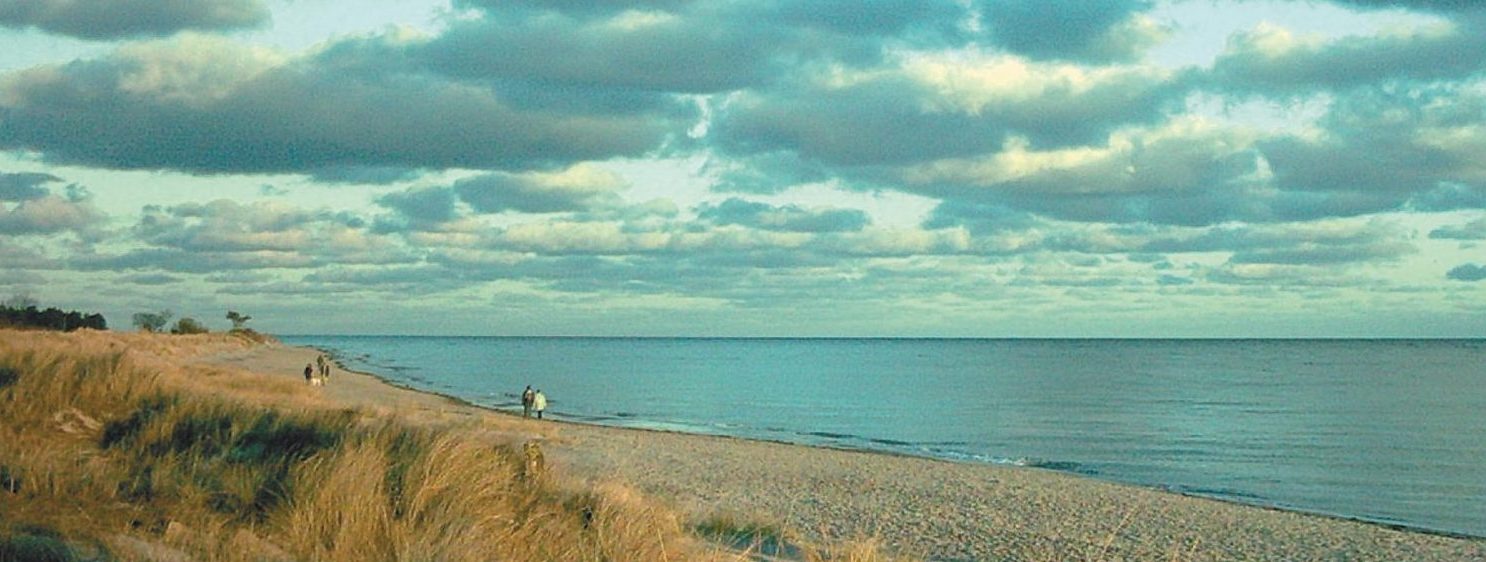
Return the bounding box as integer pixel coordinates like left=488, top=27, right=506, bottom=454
left=0, top=330, right=909, bottom=562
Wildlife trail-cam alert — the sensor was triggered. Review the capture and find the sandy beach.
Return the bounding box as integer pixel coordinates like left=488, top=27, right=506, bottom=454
left=194, top=342, right=1486, bottom=561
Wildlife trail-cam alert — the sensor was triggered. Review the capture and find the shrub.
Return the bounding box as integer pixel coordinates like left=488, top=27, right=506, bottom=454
left=131, top=311, right=171, bottom=333
left=0, top=529, right=81, bottom=562
left=170, top=317, right=209, bottom=335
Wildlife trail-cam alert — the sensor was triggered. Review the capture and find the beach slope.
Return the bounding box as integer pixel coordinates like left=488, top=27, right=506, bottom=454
left=199, top=341, right=1486, bottom=561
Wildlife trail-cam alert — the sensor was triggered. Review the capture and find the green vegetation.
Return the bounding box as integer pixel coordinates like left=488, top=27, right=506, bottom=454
left=169, top=317, right=210, bottom=335
left=0, top=296, right=106, bottom=332
left=225, top=311, right=252, bottom=331
left=130, top=310, right=172, bottom=333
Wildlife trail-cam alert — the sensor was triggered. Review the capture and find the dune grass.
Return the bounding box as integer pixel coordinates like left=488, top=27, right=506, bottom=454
left=0, top=330, right=911, bottom=562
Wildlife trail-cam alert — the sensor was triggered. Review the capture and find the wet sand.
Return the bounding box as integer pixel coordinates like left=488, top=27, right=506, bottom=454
left=194, top=342, right=1486, bottom=561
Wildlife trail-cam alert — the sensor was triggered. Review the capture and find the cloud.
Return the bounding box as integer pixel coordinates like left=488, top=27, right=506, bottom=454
left=901, top=118, right=1439, bottom=228
left=120, top=273, right=182, bottom=286
left=459, top=0, right=694, bottom=15
left=308, top=165, right=426, bottom=185
left=710, top=56, right=1184, bottom=170
left=1429, top=218, right=1486, bottom=240
left=0, top=268, right=45, bottom=286
left=299, top=265, right=468, bottom=295
left=1446, top=263, right=1486, bottom=281
left=1203, top=263, right=1373, bottom=287
left=1327, top=1, right=1486, bottom=14
left=376, top=186, right=459, bottom=228
left=0, top=172, right=61, bottom=201
left=0, top=0, right=268, bottom=40
left=70, top=248, right=316, bottom=274
left=1226, top=238, right=1414, bottom=265
left=0, top=34, right=692, bottom=174
left=0, top=194, right=106, bottom=236
left=136, top=200, right=315, bottom=252
left=0, top=240, right=55, bottom=270
left=420, top=9, right=779, bottom=95
left=974, top=0, right=1167, bottom=62
left=1209, top=20, right=1486, bottom=95
left=456, top=164, right=627, bottom=214
left=1129, top=219, right=1417, bottom=267
left=923, top=200, right=1039, bottom=234
left=903, top=120, right=1273, bottom=226
left=697, top=198, right=869, bottom=233
left=431, top=0, right=969, bottom=96
left=1257, top=86, right=1486, bottom=212
left=124, top=199, right=410, bottom=269
left=1408, top=183, right=1486, bottom=212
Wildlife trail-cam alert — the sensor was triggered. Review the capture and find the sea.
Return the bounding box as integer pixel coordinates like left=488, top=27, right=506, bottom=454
left=280, top=336, right=1486, bottom=538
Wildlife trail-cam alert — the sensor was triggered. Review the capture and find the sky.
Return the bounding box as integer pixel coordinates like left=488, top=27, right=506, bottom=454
left=1, top=0, right=1483, bottom=337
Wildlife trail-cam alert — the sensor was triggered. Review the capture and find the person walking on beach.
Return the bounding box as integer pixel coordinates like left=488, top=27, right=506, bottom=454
left=521, top=385, right=535, bottom=418
left=316, top=354, right=330, bottom=381
left=532, top=389, right=547, bottom=420
left=303, top=363, right=314, bottom=384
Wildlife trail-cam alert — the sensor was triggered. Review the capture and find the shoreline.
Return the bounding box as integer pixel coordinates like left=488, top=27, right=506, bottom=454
left=218, top=342, right=1486, bottom=561
left=318, top=346, right=1483, bottom=542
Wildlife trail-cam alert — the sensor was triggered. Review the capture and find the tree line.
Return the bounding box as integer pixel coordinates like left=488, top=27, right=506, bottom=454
left=2, top=294, right=256, bottom=336
left=131, top=309, right=254, bottom=335
left=0, top=296, right=107, bottom=332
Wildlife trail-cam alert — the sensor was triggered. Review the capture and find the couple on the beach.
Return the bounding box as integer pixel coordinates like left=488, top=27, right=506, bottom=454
left=302, top=354, right=333, bottom=386
left=521, top=385, right=547, bottom=419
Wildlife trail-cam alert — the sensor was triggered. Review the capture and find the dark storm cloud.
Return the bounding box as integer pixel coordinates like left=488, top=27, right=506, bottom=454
left=1446, top=263, right=1486, bottom=281
left=974, top=0, right=1162, bottom=62
left=0, top=35, right=693, bottom=174
left=0, top=172, right=61, bottom=201
left=696, top=198, right=869, bottom=233
left=0, top=0, right=267, bottom=40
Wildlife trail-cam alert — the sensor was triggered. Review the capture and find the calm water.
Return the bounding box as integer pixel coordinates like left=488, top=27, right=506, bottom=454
left=281, top=336, right=1486, bottom=537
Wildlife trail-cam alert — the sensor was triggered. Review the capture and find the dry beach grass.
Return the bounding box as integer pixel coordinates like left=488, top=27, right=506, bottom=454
left=2, top=328, right=1483, bottom=561
left=0, top=330, right=907, bottom=561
